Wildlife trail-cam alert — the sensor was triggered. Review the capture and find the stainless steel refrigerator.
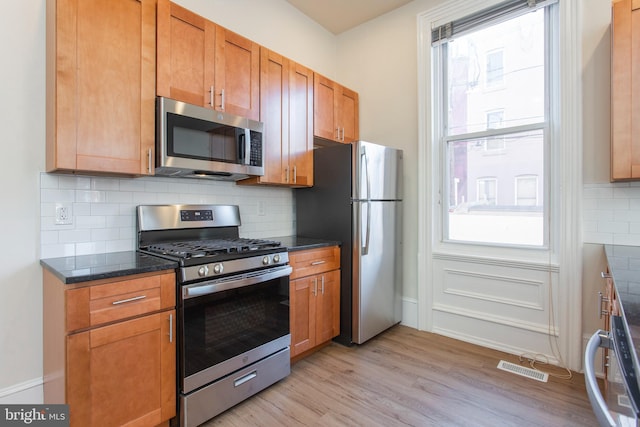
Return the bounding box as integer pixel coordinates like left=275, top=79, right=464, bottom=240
left=296, top=140, right=403, bottom=345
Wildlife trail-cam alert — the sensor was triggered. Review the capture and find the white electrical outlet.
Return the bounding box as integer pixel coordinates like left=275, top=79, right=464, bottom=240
left=55, top=203, right=73, bottom=225
left=257, top=200, right=266, bottom=216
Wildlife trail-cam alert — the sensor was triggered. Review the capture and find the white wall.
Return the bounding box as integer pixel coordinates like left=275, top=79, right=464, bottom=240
left=0, top=1, right=46, bottom=401
left=0, top=0, right=337, bottom=402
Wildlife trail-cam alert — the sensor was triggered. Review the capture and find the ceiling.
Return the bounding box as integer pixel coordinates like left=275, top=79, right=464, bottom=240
left=286, top=0, right=414, bottom=35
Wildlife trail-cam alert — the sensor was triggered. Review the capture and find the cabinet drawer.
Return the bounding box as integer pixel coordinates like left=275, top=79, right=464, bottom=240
left=66, top=272, right=176, bottom=332
left=289, top=246, right=340, bottom=280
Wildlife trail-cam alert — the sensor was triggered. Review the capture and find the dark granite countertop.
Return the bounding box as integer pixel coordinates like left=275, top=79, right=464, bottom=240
left=40, top=251, right=178, bottom=284
left=604, top=245, right=640, bottom=361
left=41, top=237, right=339, bottom=285
left=267, top=235, right=341, bottom=252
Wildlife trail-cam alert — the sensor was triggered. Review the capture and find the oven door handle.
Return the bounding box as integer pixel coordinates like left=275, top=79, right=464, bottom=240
left=584, top=329, right=616, bottom=427
left=182, top=265, right=292, bottom=299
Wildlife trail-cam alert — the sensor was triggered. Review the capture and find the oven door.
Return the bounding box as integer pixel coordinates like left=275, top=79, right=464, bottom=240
left=179, top=265, right=291, bottom=394
left=585, top=316, right=640, bottom=427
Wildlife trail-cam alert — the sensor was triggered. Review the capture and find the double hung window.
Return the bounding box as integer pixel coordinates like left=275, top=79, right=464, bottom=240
left=432, top=0, right=557, bottom=248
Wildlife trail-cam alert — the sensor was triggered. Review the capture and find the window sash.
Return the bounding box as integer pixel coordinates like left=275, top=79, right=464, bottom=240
left=435, top=1, right=555, bottom=249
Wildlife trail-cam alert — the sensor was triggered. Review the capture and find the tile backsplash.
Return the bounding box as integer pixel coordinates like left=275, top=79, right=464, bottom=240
left=583, top=182, right=640, bottom=246
left=40, top=173, right=295, bottom=259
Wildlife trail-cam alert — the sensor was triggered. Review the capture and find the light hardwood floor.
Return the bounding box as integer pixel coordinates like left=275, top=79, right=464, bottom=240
left=204, top=325, right=599, bottom=426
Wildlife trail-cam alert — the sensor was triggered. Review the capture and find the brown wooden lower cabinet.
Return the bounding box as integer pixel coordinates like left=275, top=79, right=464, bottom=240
left=289, top=246, right=340, bottom=359
left=43, top=269, right=176, bottom=427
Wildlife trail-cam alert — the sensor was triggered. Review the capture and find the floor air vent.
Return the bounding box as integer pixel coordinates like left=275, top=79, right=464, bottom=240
left=497, top=360, right=549, bottom=383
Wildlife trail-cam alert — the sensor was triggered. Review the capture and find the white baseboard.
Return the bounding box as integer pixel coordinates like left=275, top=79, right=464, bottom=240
left=401, top=297, right=418, bottom=329
left=0, top=378, right=43, bottom=404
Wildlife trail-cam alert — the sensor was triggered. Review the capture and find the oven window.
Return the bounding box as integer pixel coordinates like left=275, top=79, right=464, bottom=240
left=167, top=112, right=240, bottom=163
left=181, top=277, right=289, bottom=378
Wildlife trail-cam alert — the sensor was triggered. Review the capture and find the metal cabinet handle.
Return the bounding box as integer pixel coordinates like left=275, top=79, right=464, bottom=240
left=220, top=88, right=225, bottom=110
left=598, top=291, right=610, bottom=319
left=313, top=278, right=318, bottom=296
left=112, top=295, right=146, bottom=305
left=168, top=314, right=173, bottom=343
left=209, top=85, right=214, bottom=107
left=234, top=371, right=257, bottom=387
left=311, top=260, right=326, bottom=266
left=601, top=272, right=612, bottom=279
left=321, top=276, right=325, bottom=294
left=293, top=166, right=297, bottom=184
left=147, top=148, right=152, bottom=174
left=285, top=167, right=289, bottom=183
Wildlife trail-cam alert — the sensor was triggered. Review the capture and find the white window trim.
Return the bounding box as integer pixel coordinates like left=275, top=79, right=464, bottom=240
left=417, top=0, right=583, bottom=370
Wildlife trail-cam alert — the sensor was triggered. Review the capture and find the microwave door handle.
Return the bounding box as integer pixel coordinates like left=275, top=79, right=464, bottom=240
left=243, top=129, right=251, bottom=165
left=584, top=329, right=616, bottom=427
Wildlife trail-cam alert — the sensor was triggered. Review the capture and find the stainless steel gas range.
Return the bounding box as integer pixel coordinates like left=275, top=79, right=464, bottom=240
left=136, top=204, right=291, bottom=427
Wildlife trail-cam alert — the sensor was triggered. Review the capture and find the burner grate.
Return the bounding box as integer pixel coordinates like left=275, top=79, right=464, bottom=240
left=145, top=238, right=281, bottom=259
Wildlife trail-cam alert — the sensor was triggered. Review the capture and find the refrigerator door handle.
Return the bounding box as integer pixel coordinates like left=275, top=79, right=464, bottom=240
left=361, top=146, right=371, bottom=201
left=362, top=201, right=371, bottom=255
left=360, top=145, right=371, bottom=255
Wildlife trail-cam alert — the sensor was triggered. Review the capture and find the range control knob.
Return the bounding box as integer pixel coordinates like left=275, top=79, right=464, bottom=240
left=262, top=256, right=270, bottom=265
left=213, top=263, right=223, bottom=274
left=198, top=266, right=209, bottom=277
left=273, top=254, right=280, bottom=263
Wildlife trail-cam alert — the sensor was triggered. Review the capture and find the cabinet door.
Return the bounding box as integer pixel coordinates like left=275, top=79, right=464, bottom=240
left=215, top=27, right=260, bottom=121
left=290, top=277, right=317, bottom=357
left=240, top=50, right=313, bottom=187
left=66, top=271, right=176, bottom=332
left=314, top=74, right=339, bottom=141
left=67, top=310, right=176, bottom=427
left=313, top=74, right=359, bottom=144
left=339, top=86, right=359, bottom=143
left=289, top=62, right=314, bottom=186
left=257, top=48, right=289, bottom=184
left=157, top=0, right=216, bottom=108
left=48, top=0, right=156, bottom=175
left=289, top=246, right=341, bottom=280
left=316, top=270, right=341, bottom=344
left=612, top=0, right=640, bottom=180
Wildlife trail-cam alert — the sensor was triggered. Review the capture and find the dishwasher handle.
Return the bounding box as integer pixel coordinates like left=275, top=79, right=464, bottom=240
left=584, top=329, right=615, bottom=427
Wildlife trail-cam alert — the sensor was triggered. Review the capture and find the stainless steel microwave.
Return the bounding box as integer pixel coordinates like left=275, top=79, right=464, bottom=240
left=155, top=97, right=264, bottom=181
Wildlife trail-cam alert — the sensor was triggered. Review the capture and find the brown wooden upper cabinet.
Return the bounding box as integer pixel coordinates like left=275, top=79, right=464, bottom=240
left=314, top=74, right=359, bottom=144
left=157, top=0, right=260, bottom=121
left=239, top=48, right=313, bottom=187
left=46, top=0, right=156, bottom=176
left=611, top=0, right=640, bottom=180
